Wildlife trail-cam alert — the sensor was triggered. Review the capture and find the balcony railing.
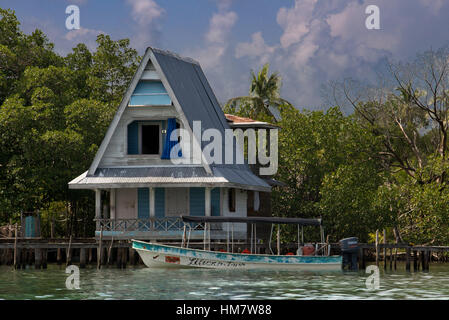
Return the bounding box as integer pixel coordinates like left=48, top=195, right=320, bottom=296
left=94, top=217, right=212, bottom=232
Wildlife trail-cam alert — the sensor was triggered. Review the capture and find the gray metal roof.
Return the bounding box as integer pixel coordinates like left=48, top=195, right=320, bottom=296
left=69, top=47, right=271, bottom=192
left=69, top=166, right=271, bottom=192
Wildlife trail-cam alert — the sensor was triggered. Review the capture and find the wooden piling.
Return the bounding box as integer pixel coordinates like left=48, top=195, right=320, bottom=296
left=276, top=225, right=280, bottom=256
left=413, top=250, right=418, bottom=271
left=375, top=230, right=379, bottom=266
left=389, top=248, right=393, bottom=271
left=66, top=235, right=72, bottom=266
left=358, top=247, right=365, bottom=269
left=34, top=248, right=42, bottom=269
left=13, top=223, right=18, bottom=269
left=383, top=229, right=387, bottom=270
left=42, top=249, right=47, bottom=269
left=88, top=248, right=93, bottom=265
left=80, top=248, right=87, bottom=268
left=406, top=247, right=411, bottom=272
left=97, top=227, right=103, bottom=270
left=56, top=248, right=62, bottom=265
left=129, top=248, right=136, bottom=265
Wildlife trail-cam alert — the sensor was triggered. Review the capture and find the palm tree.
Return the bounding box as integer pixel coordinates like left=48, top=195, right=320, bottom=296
left=224, top=63, right=291, bottom=121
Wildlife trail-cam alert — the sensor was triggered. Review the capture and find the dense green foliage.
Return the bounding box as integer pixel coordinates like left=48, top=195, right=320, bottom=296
left=230, top=54, right=449, bottom=245
left=2, top=8, right=449, bottom=245
left=0, top=8, right=139, bottom=236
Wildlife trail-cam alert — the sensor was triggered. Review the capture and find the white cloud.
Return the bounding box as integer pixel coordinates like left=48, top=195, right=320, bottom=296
left=235, top=32, right=277, bottom=65
left=126, top=0, right=165, bottom=26
left=205, top=11, right=237, bottom=45
left=126, top=0, right=165, bottom=50
left=276, top=0, right=318, bottom=49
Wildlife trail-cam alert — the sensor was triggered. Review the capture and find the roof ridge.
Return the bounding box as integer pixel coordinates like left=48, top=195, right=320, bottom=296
left=149, top=47, right=200, bottom=65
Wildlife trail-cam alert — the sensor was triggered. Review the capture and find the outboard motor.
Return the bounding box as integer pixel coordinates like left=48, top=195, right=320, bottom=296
left=339, top=237, right=358, bottom=271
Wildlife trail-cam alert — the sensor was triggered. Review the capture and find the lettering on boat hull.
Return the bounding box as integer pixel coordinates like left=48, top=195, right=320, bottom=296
left=187, top=257, right=245, bottom=268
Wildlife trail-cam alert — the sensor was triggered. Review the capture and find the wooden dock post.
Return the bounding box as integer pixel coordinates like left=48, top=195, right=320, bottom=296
left=56, top=248, right=62, bottom=265
left=80, top=248, right=87, bottom=268
left=375, top=230, right=379, bottom=266
left=406, top=247, right=411, bottom=272
left=97, top=227, right=103, bottom=269
left=393, top=248, right=397, bottom=271
left=358, top=247, right=365, bottom=269
left=116, top=246, right=122, bottom=268
left=129, top=248, right=136, bottom=265
left=276, top=225, right=280, bottom=256
left=42, top=249, right=47, bottom=269
left=13, top=223, right=18, bottom=269
left=66, top=235, right=72, bottom=266
left=383, top=229, right=387, bottom=270
left=413, top=250, right=418, bottom=271
left=389, top=248, right=393, bottom=271
left=88, top=248, right=93, bottom=265
left=34, top=248, right=42, bottom=269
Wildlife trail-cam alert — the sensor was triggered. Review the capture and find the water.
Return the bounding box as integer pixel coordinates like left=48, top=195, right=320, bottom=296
left=1, top=263, right=449, bottom=300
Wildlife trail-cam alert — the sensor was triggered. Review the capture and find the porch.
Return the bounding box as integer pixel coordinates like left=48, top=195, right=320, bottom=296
left=95, top=217, right=246, bottom=241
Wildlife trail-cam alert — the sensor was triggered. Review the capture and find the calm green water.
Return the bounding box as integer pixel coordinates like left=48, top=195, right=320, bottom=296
left=1, top=263, right=449, bottom=300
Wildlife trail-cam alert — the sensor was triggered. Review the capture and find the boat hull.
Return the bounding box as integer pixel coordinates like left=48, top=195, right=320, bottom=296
left=132, top=240, right=342, bottom=271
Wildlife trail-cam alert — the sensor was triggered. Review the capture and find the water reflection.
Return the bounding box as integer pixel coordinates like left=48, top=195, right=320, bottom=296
left=1, top=263, right=449, bottom=300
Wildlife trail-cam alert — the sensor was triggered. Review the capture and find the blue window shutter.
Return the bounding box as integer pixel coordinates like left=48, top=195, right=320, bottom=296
left=137, top=188, right=149, bottom=218
left=127, top=121, right=139, bottom=154
left=155, top=188, right=165, bottom=217
left=189, top=188, right=205, bottom=216
left=211, top=188, right=220, bottom=216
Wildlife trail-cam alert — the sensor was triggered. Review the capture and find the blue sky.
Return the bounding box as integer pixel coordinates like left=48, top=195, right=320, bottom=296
left=2, top=0, right=449, bottom=110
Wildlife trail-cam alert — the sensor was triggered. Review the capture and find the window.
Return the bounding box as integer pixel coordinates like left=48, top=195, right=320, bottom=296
left=228, top=188, right=236, bottom=212
left=141, top=124, right=160, bottom=154
left=127, top=121, right=162, bottom=155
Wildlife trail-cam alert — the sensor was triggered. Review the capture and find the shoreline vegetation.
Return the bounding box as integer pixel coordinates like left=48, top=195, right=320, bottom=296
left=2, top=8, right=449, bottom=251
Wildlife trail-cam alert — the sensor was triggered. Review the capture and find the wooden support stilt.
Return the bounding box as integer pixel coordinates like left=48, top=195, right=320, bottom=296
left=34, top=248, right=42, bottom=269
left=413, top=250, right=418, bottom=271
left=88, top=248, right=93, bottom=265
left=66, top=235, right=72, bottom=266
left=122, top=247, right=127, bottom=269
left=383, top=229, right=387, bottom=270
left=406, top=247, right=411, bottom=272
left=358, top=247, right=365, bottom=269
left=276, top=225, right=280, bottom=256
left=389, top=248, right=393, bottom=271
left=375, top=230, right=379, bottom=266
left=80, top=248, right=86, bottom=268
left=97, top=227, right=103, bottom=269
left=13, top=224, right=18, bottom=269
left=116, top=246, right=122, bottom=268
left=56, top=248, right=62, bottom=265
left=42, top=249, right=47, bottom=269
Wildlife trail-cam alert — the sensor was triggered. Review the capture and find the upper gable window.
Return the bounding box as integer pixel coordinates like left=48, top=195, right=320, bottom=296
left=127, top=121, right=163, bottom=156
left=129, top=80, right=171, bottom=106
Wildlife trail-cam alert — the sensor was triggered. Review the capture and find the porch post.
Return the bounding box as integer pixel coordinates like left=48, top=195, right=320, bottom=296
left=205, top=187, right=211, bottom=217
left=95, top=189, right=101, bottom=230
left=149, top=187, right=155, bottom=217
left=110, top=189, right=116, bottom=220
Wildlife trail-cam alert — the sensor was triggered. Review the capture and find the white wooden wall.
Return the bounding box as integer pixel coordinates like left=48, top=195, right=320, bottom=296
left=115, top=188, right=137, bottom=219
left=99, top=106, right=179, bottom=167
left=222, top=188, right=247, bottom=232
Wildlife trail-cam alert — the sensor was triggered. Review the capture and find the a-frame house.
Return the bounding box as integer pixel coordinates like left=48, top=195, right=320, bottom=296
left=68, top=47, right=271, bottom=241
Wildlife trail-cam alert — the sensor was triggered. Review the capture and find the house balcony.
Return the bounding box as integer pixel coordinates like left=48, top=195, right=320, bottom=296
left=95, top=217, right=246, bottom=241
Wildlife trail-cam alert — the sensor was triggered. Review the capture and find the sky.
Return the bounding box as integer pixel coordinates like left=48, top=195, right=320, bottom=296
left=2, top=0, right=449, bottom=110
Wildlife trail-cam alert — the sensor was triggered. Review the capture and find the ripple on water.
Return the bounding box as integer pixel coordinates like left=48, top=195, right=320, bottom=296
left=2, top=263, right=449, bottom=299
